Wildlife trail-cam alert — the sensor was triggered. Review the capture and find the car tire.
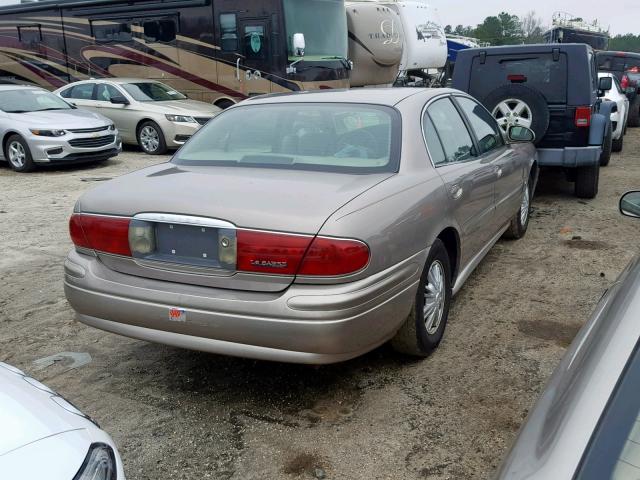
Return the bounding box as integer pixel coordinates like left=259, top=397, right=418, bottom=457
left=482, top=84, right=550, bottom=144
left=600, top=121, right=613, bottom=166
left=503, top=176, right=532, bottom=240
left=628, top=97, right=640, bottom=128
left=612, top=131, right=624, bottom=152
left=575, top=163, right=600, bottom=199
left=4, top=134, right=35, bottom=172
left=137, top=121, right=167, bottom=155
left=391, top=239, right=452, bottom=357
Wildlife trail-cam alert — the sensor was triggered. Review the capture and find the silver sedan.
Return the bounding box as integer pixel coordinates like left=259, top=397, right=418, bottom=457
left=55, top=79, right=221, bottom=155
left=64, top=88, right=537, bottom=364
left=497, top=191, right=640, bottom=479
left=0, top=86, right=120, bottom=172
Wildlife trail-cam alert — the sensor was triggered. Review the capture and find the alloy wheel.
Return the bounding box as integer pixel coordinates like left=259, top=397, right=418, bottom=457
left=7, top=141, right=26, bottom=169
left=492, top=99, right=533, bottom=132
left=520, top=184, right=530, bottom=226
left=140, top=126, right=160, bottom=153
left=424, top=260, right=446, bottom=335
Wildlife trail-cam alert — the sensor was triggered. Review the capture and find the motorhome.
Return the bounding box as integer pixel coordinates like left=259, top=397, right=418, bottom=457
left=0, top=0, right=351, bottom=107
left=345, top=1, right=405, bottom=87
left=544, top=11, right=609, bottom=50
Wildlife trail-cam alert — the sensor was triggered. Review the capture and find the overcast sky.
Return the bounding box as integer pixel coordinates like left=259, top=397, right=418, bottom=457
left=430, top=0, right=638, bottom=35
left=0, top=0, right=637, bottom=35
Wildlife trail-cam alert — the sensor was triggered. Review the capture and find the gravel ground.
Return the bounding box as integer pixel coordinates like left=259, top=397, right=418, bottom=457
left=1, top=136, right=639, bottom=480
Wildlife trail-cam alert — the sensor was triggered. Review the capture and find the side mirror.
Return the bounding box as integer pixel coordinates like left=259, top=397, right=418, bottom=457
left=620, top=191, right=640, bottom=218
left=292, top=33, right=305, bottom=57
left=598, top=76, right=613, bottom=96
left=110, top=96, right=129, bottom=105
left=508, top=125, right=535, bottom=143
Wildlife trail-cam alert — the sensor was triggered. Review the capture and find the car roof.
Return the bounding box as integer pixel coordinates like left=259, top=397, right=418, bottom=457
left=0, top=85, right=44, bottom=92
left=459, top=43, right=591, bottom=56
left=64, top=78, right=162, bottom=85
left=240, top=88, right=454, bottom=107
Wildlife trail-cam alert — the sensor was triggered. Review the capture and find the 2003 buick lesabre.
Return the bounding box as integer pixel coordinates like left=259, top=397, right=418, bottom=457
left=64, top=88, right=537, bottom=364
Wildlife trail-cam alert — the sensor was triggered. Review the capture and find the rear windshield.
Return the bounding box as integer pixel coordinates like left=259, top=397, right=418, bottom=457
left=173, top=103, right=400, bottom=174
left=469, top=53, right=568, bottom=104
left=598, top=54, right=640, bottom=72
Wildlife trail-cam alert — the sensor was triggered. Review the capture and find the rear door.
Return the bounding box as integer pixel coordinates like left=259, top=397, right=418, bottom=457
left=61, top=82, right=97, bottom=110
left=94, top=82, right=135, bottom=140
left=423, top=96, right=498, bottom=264
left=454, top=95, right=522, bottom=227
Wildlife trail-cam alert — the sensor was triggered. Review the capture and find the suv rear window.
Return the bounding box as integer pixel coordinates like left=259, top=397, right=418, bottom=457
left=598, top=54, right=640, bottom=72
left=469, top=53, right=568, bottom=104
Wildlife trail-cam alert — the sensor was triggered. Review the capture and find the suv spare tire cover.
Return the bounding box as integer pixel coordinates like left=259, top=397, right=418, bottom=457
left=482, top=84, right=550, bottom=144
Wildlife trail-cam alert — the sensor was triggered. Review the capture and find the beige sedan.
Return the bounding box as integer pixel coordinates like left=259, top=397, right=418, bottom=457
left=55, top=79, right=221, bottom=155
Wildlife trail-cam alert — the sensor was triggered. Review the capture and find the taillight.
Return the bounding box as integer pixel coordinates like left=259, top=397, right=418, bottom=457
left=575, top=107, right=591, bottom=128
left=236, top=229, right=370, bottom=276
left=621, top=74, right=630, bottom=90
left=298, top=237, right=370, bottom=276
left=236, top=230, right=311, bottom=275
left=69, top=214, right=132, bottom=256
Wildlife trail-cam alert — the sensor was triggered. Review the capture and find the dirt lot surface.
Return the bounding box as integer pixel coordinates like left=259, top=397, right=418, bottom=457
left=1, top=136, right=639, bottom=480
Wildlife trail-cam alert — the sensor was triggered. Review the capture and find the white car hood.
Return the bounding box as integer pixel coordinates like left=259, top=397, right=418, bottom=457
left=9, top=109, right=111, bottom=129
left=0, top=367, right=90, bottom=455
left=0, top=429, right=90, bottom=479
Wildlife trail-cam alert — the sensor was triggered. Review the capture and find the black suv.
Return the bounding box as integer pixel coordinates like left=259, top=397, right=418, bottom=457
left=597, top=51, right=640, bottom=127
left=452, top=44, right=615, bottom=199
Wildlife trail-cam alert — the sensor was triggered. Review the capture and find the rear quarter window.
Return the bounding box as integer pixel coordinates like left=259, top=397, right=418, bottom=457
left=469, top=53, right=568, bottom=104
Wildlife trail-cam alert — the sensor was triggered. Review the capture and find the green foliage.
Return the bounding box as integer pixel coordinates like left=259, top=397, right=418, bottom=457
left=609, top=34, right=640, bottom=53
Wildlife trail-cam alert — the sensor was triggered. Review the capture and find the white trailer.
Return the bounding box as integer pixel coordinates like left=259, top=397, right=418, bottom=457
left=346, top=1, right=405, bottom=87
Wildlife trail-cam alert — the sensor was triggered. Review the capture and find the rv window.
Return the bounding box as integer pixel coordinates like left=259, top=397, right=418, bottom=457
left=220, top=13, right=238, bottom=52
left=18, top=26, right=42, bottom=45
left=92, top=21, right=132, bottom=43
left=143, top=19, right=176, bottom=43
left=243, top=25, right=266, bottom=60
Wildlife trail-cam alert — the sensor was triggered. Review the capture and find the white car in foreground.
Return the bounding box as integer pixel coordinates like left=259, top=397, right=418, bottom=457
left=0, top=362, right=125, bottom=479
left=599, top=72, right=629, bottom=152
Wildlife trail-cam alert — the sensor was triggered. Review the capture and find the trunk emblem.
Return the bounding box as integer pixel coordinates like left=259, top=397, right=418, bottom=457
left=250, top=260, right=288, bottom=269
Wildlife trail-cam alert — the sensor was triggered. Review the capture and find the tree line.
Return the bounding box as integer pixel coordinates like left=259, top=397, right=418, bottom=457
left=445, top=11, right=640, bottom=52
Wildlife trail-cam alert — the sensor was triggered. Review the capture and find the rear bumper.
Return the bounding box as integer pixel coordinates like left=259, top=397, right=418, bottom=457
left=536, top=146, right=601, bottom=168
left=64, top=249, right=423, bottom=364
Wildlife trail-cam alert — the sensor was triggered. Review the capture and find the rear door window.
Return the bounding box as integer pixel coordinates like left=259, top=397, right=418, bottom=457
left=455, top=96, right=504, bottom=154
left=95, top=84, right=123, bottom=102
left=470, top=53, right=568, bottom=104
left=426, top=98, right=477, bottom=164
left=67, top=83, right=96, bottom=100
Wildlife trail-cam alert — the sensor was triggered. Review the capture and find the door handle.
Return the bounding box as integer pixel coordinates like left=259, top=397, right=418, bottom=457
left=496, top=167, right=503, bottom=178
left=236, top=58, right=241, bottom=81
left=450, top=185, right=463, bottom=200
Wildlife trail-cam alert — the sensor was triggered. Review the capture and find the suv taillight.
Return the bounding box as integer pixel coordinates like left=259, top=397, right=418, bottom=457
left=621, top=74, right=630, bottom=90
left=575, top=107, right=592, bottom=128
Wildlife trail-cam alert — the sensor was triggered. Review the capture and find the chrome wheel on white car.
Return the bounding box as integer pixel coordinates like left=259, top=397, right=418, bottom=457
left=7, top=141, right=26, bottom=169
left=492, top=99, right=533, bottom=132
left=5, top=135, right=34, bottom=172
left=137, top=121, right=167, bottom=155
left=140, top=126, right=159, bottom=152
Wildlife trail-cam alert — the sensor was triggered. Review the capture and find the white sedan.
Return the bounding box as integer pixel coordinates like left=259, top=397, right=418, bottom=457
left=0, top=362, right=125, bottom=479
left=599, top=72, right=630, bottom=152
